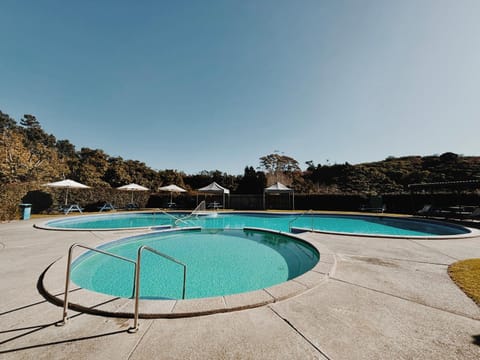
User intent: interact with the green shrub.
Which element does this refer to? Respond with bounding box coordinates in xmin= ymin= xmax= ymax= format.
xmin=0 ymin=183 xmax=33 ymax=221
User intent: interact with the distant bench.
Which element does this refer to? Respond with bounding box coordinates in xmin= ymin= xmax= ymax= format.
xmin=61 ymin=204 xmax=84 ymax=215
xmin=98 ymin=203 xmax=116 ymax=212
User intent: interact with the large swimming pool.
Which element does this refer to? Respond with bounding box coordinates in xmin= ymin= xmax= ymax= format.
xmin=40 ymin=212 xmax=470 ymax=237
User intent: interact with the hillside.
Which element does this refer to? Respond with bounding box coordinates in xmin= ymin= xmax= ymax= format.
xmin=2 ymin=110 xmax=480 ymax=195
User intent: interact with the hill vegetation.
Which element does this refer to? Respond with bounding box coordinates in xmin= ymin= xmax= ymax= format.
xmin=1 ymin=109 xmax=480 ymax=218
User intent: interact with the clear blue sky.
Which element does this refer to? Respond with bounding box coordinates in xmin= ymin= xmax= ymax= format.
xmin=1 ymin=0 xmax=479 ymax=174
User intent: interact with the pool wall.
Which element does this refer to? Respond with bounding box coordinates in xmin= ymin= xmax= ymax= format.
xmin=292 ymin=215 xmax=480 ymax=240
xmin=34 ymin=211 xmax=177 ymax=231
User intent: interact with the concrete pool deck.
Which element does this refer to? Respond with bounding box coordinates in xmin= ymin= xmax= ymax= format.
xmin=1 ymin=217 xmax=479 ymax=359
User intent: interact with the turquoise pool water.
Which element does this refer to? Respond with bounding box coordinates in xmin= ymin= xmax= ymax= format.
xmin=71 ymin=229 xmax=319 ymax=299
xmin=45 ymin=212 xmax=469 ymax=236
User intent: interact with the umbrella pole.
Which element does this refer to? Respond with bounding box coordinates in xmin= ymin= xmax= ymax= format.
xmin=65 ymin=188 xmax=69 ymax=206
xmin=170 ymin=192 xmax=173 ymax=203
xmin=131 ymin=191 xmax=134 ymax=204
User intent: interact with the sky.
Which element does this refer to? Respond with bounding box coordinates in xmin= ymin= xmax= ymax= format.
xmin=1 ymin=0 xmax=480 ymax=174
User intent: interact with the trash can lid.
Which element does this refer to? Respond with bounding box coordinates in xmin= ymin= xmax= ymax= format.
xmin=19 ymin=203 xmax=32 ymax=206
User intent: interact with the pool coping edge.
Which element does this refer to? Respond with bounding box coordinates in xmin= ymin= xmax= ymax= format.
xmin=41 ymin=228 xmax=335 ymax=319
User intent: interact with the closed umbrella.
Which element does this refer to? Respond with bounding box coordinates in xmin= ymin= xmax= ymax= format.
xmin=117 ymin=183 xmax=149 ymax=204
xmin=43 ymin=179 xmax=90 ymax=206
xmin=158 ymin=184 xmax=187 ymax=204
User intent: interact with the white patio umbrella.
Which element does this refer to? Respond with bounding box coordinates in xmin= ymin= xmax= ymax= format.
xmin=158 ymin=184 xmax=187 ymax=204
xmin=43 ymin=179 xmax=91 ymax=206
xmin=117 ymin=183 xmax=149 ymax=203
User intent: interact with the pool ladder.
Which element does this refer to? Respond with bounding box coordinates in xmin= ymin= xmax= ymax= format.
xmin=161 ymin=211 xmax=191 ymax=227
xmin=288 ymin=209 xmax=313 ymax=232
xmin=60 ymin=243 xmax=187 ymax=333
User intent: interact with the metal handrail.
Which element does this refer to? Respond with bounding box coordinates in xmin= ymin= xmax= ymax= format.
xmin=161 ymin=211 xmax=181 ymax=221
xmin=60 ymin=243 xmax=136 ymax=326
xmin=130 ymin=246 xmax=187 ymax=333
xmin=175 ymin=200 xmax=206 ymax=225
xmin=161 ymin=211 xmax=190 ymax=226
xmin=288 ymin=209 xmax=313 ymax=232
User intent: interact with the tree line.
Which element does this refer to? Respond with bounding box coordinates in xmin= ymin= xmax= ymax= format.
xmin=2 ymin=110 xmax=480 ymax=195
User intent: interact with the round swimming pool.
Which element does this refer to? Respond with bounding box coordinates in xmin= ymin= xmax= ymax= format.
xmin=38 ymin=212 xmax=471 ymax=237
xmin=70 ymin=228 xmax=319 ymax=299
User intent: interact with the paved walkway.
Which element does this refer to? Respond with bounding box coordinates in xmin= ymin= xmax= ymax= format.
xmin=1 ymin=218 xmax=479 ymax=359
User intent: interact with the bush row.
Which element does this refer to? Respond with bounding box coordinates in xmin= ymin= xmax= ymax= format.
xmin=2 ymin=183 xmax=479 ymax=221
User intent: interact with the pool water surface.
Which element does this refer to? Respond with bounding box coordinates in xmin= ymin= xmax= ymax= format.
xmin=71 ymin=228 xmax=319 ymax=299
xmin=42 ymin=212 xmax=470 ymax=237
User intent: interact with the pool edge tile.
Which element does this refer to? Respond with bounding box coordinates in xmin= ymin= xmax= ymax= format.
xmin=264 ymin=280 xmax=308 ymax=302
xmin=292 ymin=271 xmax=328 ymax=288
xmin=223 ymin=289 xmax=275 ymax=310
xmin=171 ymin=297 xmax=226 ymax=316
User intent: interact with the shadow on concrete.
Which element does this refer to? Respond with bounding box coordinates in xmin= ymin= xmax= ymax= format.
xmin=0 ymin=265 xmax=131 ymax=354
xmin=0 ymin=298 xmax=53 ymax=317
xmin=37 ymin=262 xmax=127 ymax=319
xmin=473 ymin=335 xmax=480 ymax=346
xmin=0 ymin=327 xmax=128 ymax=354
xmin=0 ymin=300 xmax=89 ymax=348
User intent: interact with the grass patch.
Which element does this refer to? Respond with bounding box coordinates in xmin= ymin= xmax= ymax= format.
xmin=448 ymin=259 xmax=480 ymax=306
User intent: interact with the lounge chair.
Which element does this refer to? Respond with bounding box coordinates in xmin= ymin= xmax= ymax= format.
xmin=360 ymin=196 xmax=386 ymax=213
xmin=467 ymin=207 xmax=480 ymax=220
xmin=417 ymin=204 xmax=434 ymax=216
xmin=125 ymin=203 xmax=139 ymax=210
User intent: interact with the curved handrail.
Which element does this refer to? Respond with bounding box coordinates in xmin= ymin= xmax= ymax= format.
xmin=161 ymin=211 xmax=190 ymax=226
xmin=288 ymin=209 xmax=313 ymax=232
xmin=130 ymin=246 xmax=187 ymax=333
xmin=60 ymin=243 xmax=187 ymax=333
xmin=175 ymin=201 xmax=207 ymax=225
xmin=60 ymin=243 xmax=136 ymax=326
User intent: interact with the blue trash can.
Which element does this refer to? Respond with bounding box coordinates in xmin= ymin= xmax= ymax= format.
xmin=19 ymin=203 xmax=32 ymax=220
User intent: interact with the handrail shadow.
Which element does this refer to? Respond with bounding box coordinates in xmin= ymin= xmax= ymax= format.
xmin=0 ymin=328 xmax=128 ymax=354
xmin=473 ymin=334 xmax=480 ymax=346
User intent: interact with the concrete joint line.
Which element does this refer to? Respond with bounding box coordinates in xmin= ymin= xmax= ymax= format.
xmin=268 ymin=306 xmax=332 ymax=360
xmin=331 ymin=278 xmax=480 ymax=322
xmin=127 ymin=319 xmax=155 ymax=360
xmin=409 ymin=239 xmax=459 ymax=262
xmin=263 ymin=288 xmax=276 ymax=301
xmin=89 ymin=231 xmax=105 ymax=241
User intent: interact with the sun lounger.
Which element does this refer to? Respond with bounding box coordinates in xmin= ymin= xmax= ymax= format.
xmin=417 ymin=204 xmax=435 ymax=216
xmin=360 ymin=196 xmax=385 ymax=213
xmin=466 ymin=207 xmax=480 ymax=220
xmin=125 ymin=203 xmax=139 ymax=210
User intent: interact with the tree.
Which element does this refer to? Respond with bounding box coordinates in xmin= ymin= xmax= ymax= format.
xmin=77 ymin=148 xmax=110 ymax=186
xmin=236 ymin=166 xmax=266 ymax=194
xmin=103 ymin=157 xmax=132 ymax=187
xmin=56 ymin=139 xmax=77 ymax=158
xmin=0 ymin=111 xmax=17 ymax=131
xmin=158 ymin=169 xmax=187 ymax=189
xmin=20 ymin=114 xmax=56 ymax=147
xmin=0 ymin=128 xmax=66 ymax=183
xmin=258 ymin=153 xmax=301 ymax=186
xmin=259 ymin=153 xmax=300 ymax=174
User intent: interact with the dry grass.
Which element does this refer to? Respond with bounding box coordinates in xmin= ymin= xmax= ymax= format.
xmin=448 ymin=259 xmax=480 ymax=306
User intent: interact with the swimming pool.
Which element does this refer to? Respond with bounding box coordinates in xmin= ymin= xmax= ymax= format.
xmin=39 ymin=212 xmax=471 ymax=237
xmin=70 ymin=228 xmax=319 ymax=299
